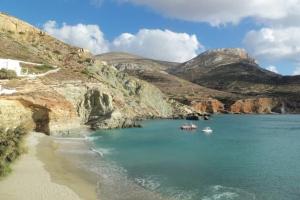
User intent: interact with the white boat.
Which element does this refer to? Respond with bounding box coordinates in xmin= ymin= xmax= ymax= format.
xmin=202 ymin=127 xmax=213 ymax=134
xmin=180 ymin=123 xmax=197 ymax=130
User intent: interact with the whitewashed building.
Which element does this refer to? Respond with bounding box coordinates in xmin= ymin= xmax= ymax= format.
xmin=0 ymin=59 xmax=22 ymax=76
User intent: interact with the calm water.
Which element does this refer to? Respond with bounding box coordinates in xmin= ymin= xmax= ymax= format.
xmin=89 ymin=115 xmax=300 ymax=200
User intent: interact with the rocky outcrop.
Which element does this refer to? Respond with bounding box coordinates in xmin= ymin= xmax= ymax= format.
xmin=48 ymin=62 xmax=174 ymax=131
xmin=0 ymin=60 xmax=178 ymax=135
xmin=171 ymin=48 xmax=256 ymax=75
xmin=0 ymin=99 xmax=33 ymax=129
xmin=191 ymin=99 xmax=224 ymax=114
xmin=0 ymin=91 xmax=81 ymax=135
xmin=83 ymin=61 xmax=173 ymax=117
xmin=0 ymin=12 xmax=39 ymax=34
xmin=229 ymin=98 xmax=282 ymax=114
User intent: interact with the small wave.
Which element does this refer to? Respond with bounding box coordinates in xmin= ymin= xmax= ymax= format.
xmin=85 ymin=135 xmax=102 ymax=141
xmin=202 ymin=192 xmax=238 ymax=200
xmin=201 ymin=185 xmax=256 ymax=200
xmin=90 ymin=148 xmax=104 ymax=157
xmin=134 ymin=175 xmax=162 ymax=191
xmin=90 ymin=147 xmax=113 ymax=157
xmin=87 ymin=161 xmax=167 ymax=200
xmin=54 ymin=137 xmax=86 ymax=141
xmin=58 ymin=149 xmax=94 ymax=155
xmin=164 ymin=187 xmax=199 ymax=200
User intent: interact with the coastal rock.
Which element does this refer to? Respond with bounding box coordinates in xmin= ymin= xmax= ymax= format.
xmin=168 ymin=99 xmax=194 ymax=118
xmin=229 ymin=98 xmax=281 ymax=114
xmin=186 ymin=114 xmax=200 ymax=120
xmin=84 ymin=62 xmax=173 ymax=118
xmin=51 ymin=62 xmax=174 ymax=131
xmin=0 ymin=90 xmax=81 ymax=135
xmin=0 ymin=99 xmax=33 ymax=129
xmin=191 ymin=99 xmax=224 ymax=114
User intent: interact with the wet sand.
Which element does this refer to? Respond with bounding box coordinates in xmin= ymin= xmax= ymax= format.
xmin=0 ymin=132 xmax=98 ymax=200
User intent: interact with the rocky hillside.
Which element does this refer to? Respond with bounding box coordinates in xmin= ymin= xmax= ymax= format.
xmin=170 ymin=48 xmax=300 ymax=95
xmin=1 ymin=12 xmax=299 ymax=134
xmin=168 ymin=48 xmax=300 ymax=113
xmin=97 ymin=52 xmax=178 ymax=72
xmin=97 ymin=52 xmax=236 ymax=113
xmin=98 ymin=50 xmax=300 ymax=114
xmin=0 ymin=13 xmax=189 ymax=136
xmin=170 ymin=48 xmax=279 ymax=92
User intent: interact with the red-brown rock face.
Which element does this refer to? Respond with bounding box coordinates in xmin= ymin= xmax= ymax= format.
xmin=191 ymin=99 xmax=224 ymax=113
xmin=230 ymin=98 xmax=281 ymax=114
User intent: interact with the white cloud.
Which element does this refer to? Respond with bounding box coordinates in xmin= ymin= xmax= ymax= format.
xmin=293 ymin=67 xmax=300 ymax=75
xmin=244 ymin=27 xmax=300 ymax=62
xmin=43 ymin=20 xmax=109 ymax=54
xmin=120 ymin=0 xmax=300 ymax=26
xmin=111 ymin=29 xmax=202 ymax=62
xmin=44 ymin=21 xmax=202 ymax=62
xmin=116 ymin=0 xmax=300 ymax=73
xmin=266 ymin=65 xmax=279 ymax=74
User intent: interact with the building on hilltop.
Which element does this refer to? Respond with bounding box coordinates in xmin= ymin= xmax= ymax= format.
xmin=0 ymin=58 xmax=22 ymax=76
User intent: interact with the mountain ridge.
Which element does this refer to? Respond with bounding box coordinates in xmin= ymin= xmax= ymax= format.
xmin=97 ymin=49 xmax=300 ymax=113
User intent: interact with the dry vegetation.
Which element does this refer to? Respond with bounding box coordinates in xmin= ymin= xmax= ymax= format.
xmin=20 ymin=63 xmax=56 ymax=74
xmin=0 ymin=69 xmax=17 ymax=79
xmin=0 ymin=126 xmax=28 ymax=177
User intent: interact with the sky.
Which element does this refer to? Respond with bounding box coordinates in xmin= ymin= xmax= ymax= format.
xmin=1 ymin=0 xmax=300 ymax=75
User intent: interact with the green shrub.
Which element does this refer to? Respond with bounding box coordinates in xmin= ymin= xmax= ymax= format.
xmin=85 ymin=58 xmax=92 ymax=63
xmin=0 ymin=69 xmax=17 ymax=79
xmin=21 ymin=63 xmax=56 ymax=74
xmin=0 ymin=126 xmax=28 ymax=177
xmin=0 ymin=162 xmax=12 ymax=177
xmin=53 ymin=50 xmax=61 ymax=55
xmin=7 ymin=30 xmax=14 ymax=34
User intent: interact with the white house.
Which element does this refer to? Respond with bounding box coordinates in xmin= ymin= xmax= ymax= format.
xmin=0 ymin=58 xmax=59 ymax=78
xmin=0 ymin=59 xmax=22 ymax=76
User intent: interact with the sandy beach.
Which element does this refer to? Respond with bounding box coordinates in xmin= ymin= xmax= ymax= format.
xmin=0 ymin=132 xmax=97 ymax=200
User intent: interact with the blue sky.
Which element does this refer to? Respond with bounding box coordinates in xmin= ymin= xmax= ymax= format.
xmin=1 ymin=0 xmax=300 ymax=75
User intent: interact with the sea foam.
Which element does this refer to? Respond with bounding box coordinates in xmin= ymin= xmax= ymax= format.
xmin=201 ymin=185 xmax=256 ymax=200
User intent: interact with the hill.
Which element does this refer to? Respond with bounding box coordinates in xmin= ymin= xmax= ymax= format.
xmin=0 ymin=12 xmax=188 ymax=135
xmin=168 ymin=48 xmax=300 ymax=113
xmin=97 ymin=52 xmax=238 ymax=113
xmin=98 ymin=50 xmax=300 ymax=114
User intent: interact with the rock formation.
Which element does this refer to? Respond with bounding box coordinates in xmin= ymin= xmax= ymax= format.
xmin=191 ymin=99 xmax=224 ymax=114
xmin=229 ymin=98 xmax=281 ymax=114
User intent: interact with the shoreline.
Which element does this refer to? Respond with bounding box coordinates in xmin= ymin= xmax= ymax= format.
xmin=0 ymin=132 xmax=98 ymax=200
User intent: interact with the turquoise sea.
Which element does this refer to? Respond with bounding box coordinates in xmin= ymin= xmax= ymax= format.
xmin=88 ymin=115 xmax=300 ymax=200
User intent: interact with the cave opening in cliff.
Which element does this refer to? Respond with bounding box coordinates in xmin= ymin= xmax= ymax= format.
xmin=18 ymin=100 xmax=51 ymax=135
xmin=31 ymin=107 xmax=50 ymax=135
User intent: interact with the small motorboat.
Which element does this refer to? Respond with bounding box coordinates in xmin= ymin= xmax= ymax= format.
xmin=180 ymin=123 xmax=198 ymax=130
xmin=202 ymin=127 xmax=213 ymax=134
